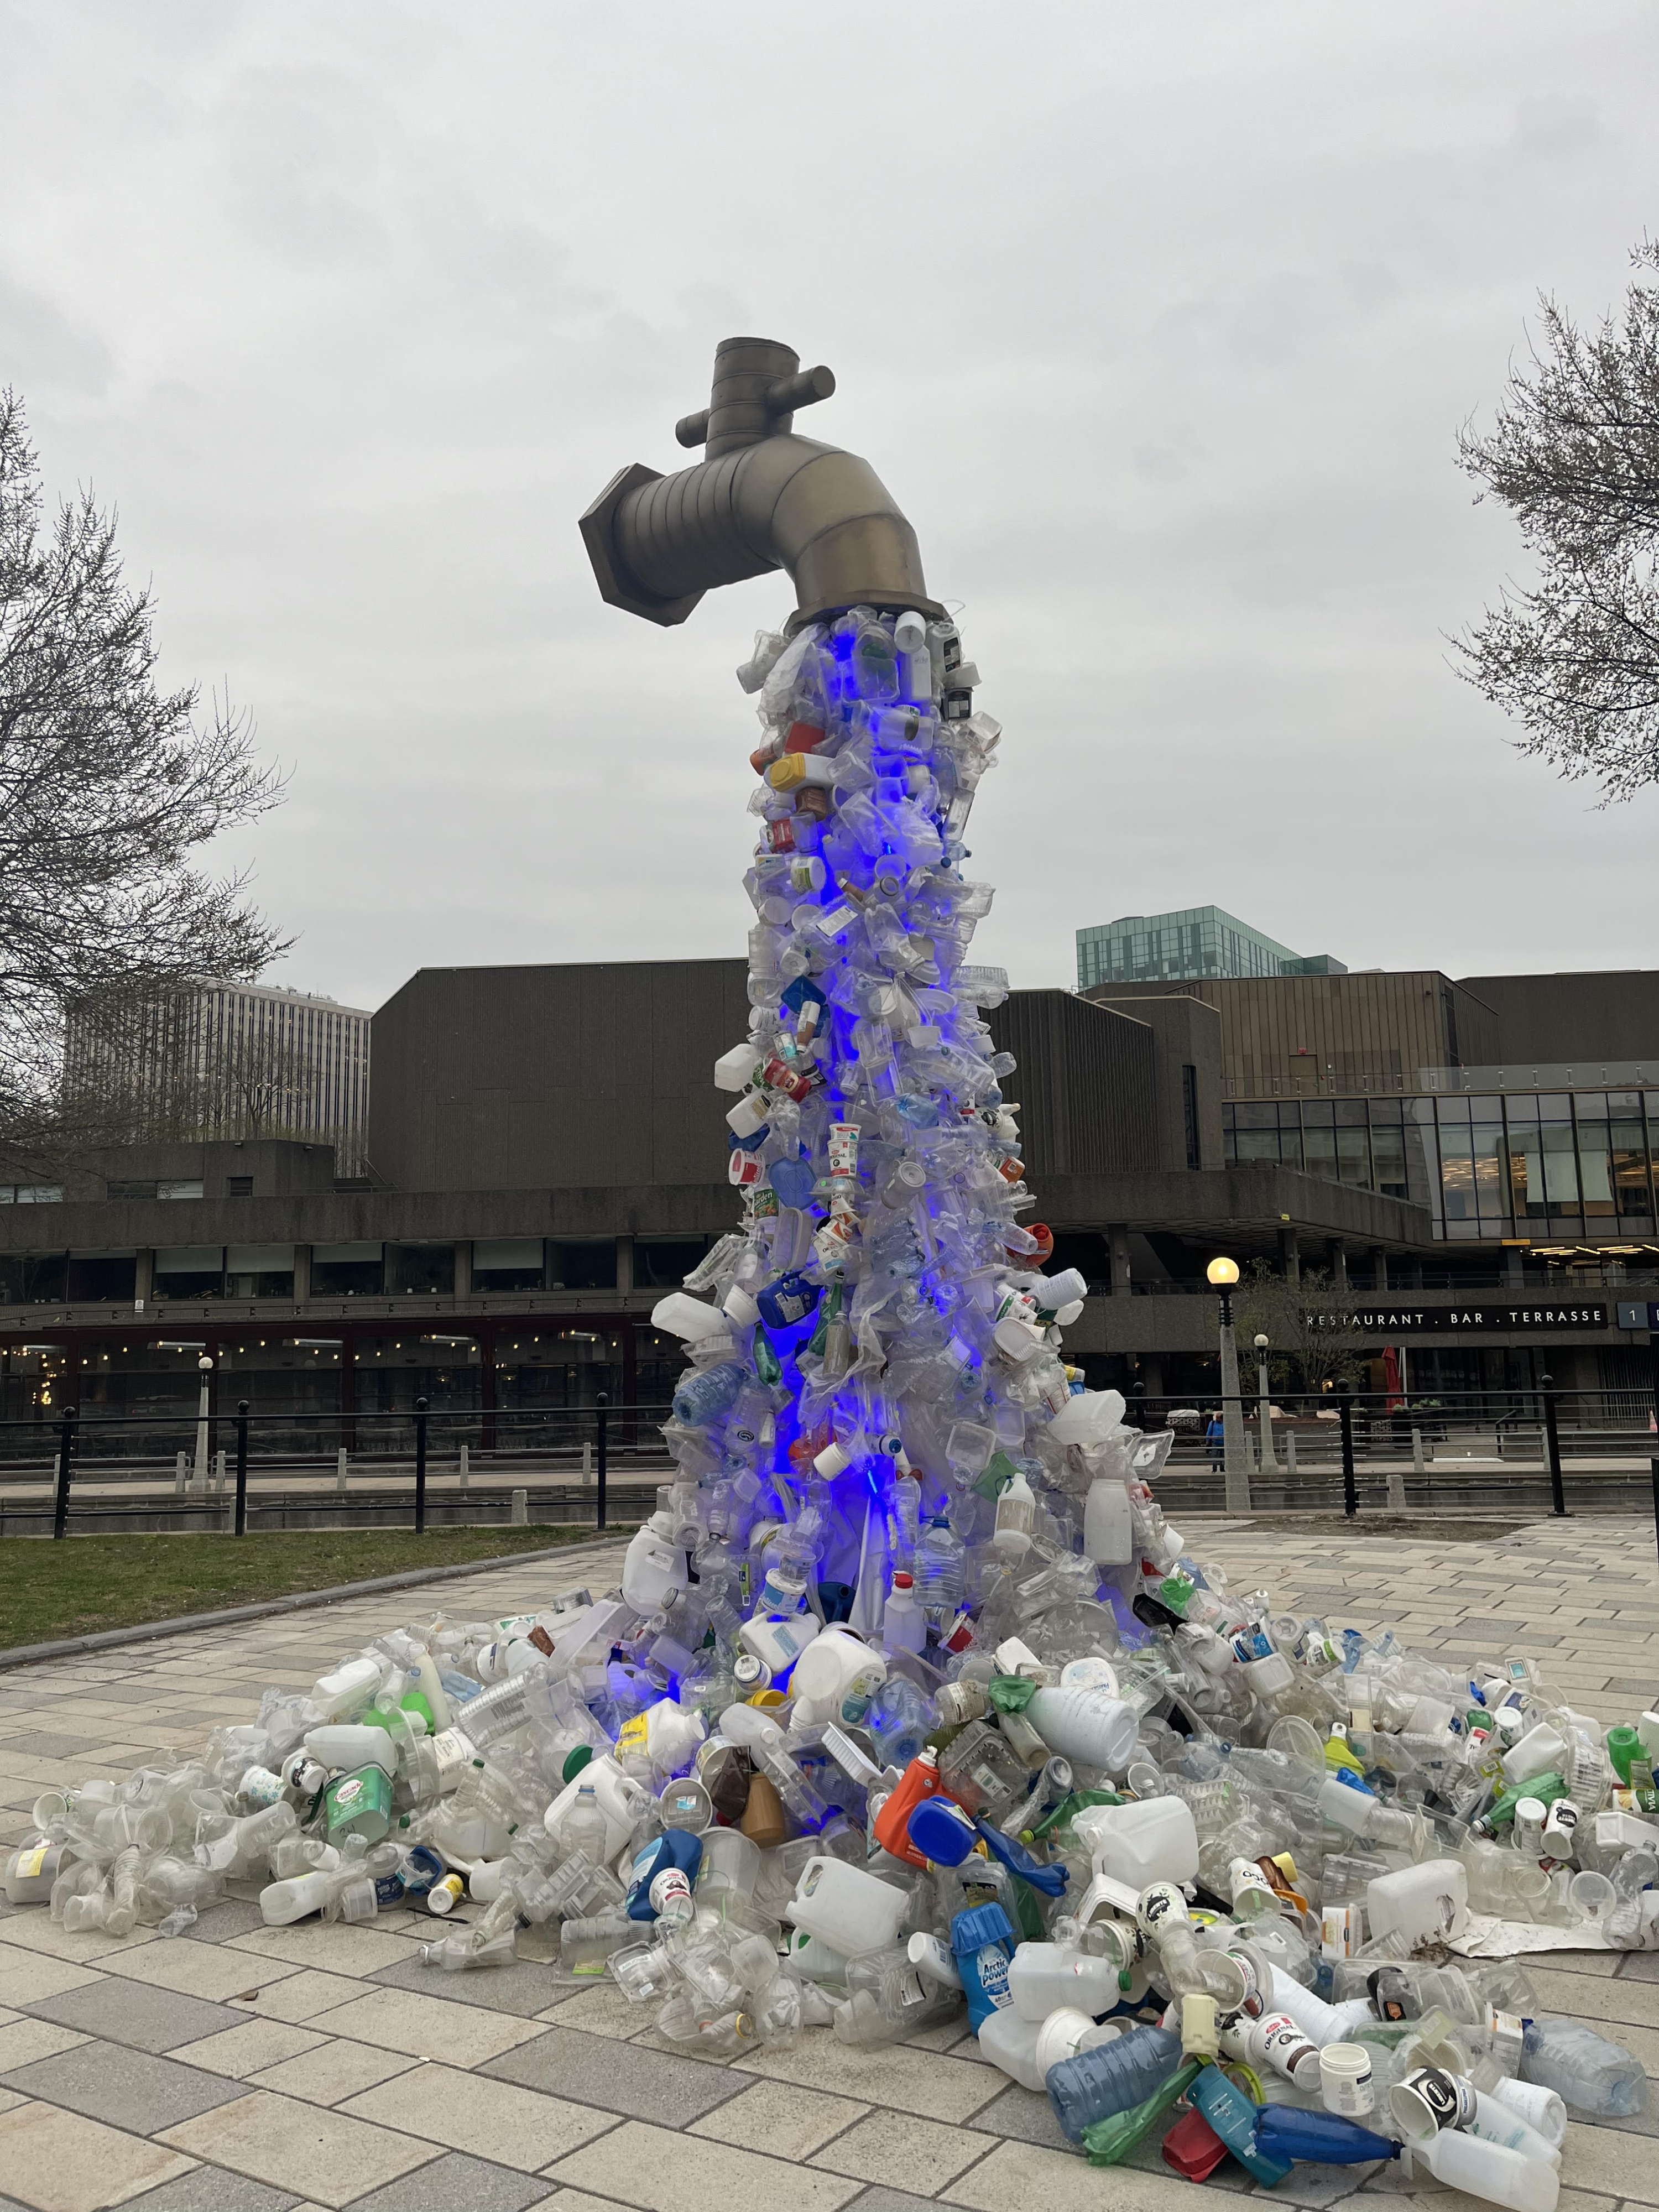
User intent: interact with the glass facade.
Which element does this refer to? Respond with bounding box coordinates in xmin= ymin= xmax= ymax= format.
xmin=1076 ymin=905 xmax=1345 ymax=989
xmin=1223 ymin=1089 xmax=1659 ymax=1242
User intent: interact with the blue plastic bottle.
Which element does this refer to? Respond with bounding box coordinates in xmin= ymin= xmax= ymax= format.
xmin=951 ymin=1903 xmax=1015 ymax=2032
xmin=1046 ymin=2024 xmax=1185 ymax=2143
xmin=624 ymin=1829 xmax=702 ymax=1923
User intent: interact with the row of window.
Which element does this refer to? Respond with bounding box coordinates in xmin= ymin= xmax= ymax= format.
xmin=0 ymin=1237 xmax=714 ymax=1307
xmin=1222 ymin=1091 xmax=1659 ymax=1233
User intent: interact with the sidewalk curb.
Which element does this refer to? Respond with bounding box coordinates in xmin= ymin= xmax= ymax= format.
xmin=0 ymin=1528 xmax=639 ymax=1672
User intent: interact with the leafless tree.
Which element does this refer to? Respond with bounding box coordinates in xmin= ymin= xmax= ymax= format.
xmin=1233 ymin=1260 xmax=1364 ymax=1395
xmin=0 ymin=390 xmax=288 ymax=1166
xmin=1455 ymin=241 xmax=1659 ymax=802
xmin=211 ymin=1013 xmax=322 ymax=1141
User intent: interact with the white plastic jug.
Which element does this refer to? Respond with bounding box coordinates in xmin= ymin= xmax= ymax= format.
xmin=1083 ymin=1479 xmax=1133 ymax=1564
xmin=544 ymin=1755 xmax=646 ymax=1864
xmin=1007 ymin=1941 xmax=1125 ymax=2022
xmin=1026 ymin=1685 xmax=1139 ymax=1771
xmin=622 ymin=1527 xmax=687 ymax=1615
xmin=1366 ymin=1858 xmax=1469 ymax=1947
xmin=1072 ymin=1797 xmax=1199 ymax=1888
xmin=310 ymin=1656 xmax=382 ymax=1720
xmin=784 ymin=1858 xmax=908 ymax=1958
xmin=303 ymin=1725 xmax=396 ymax=1776
xmin=650 ymin=1292 xmax=728 ymax=1341
xmin=790 ymin=1626 xmax=886 ymax=1726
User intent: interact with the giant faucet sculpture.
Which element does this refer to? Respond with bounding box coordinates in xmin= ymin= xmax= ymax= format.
xmin=579 ymin=336 xmax=1160 ymax=1662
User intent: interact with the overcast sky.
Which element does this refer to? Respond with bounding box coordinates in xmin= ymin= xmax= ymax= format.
xmin=4 ymin=2 xmax=1657 ymax=1014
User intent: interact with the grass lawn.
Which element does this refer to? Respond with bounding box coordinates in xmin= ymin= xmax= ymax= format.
xmin=0 ymin=1525 xmax=625 ymax=1650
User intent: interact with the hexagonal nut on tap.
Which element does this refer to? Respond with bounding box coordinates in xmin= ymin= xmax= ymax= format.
xmin=578 ymin=462 xmax=705 ymax=628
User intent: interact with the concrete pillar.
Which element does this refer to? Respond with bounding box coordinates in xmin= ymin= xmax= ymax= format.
xmin=1372 ymin=1248 xmax=1389 ymax=1293
xmin=1504 ymin=1246 xmax=1525 ymax=1290
xmin=1108 ymin=1226 xmax=1132 ymax=1295
xmin=134 ymin=1250 xmax=154 ymax=1308
xmin=1278 ymin=1227 xmax=1300 ymax=1285
xmin=615 ymin=1236 xmax=635 ymax=1295
xmin=1326 ymin=1240 xmax=1348 ymax=1289
xmin=293 ymin=1244 xmax=312 ymax=1302
xmin=453 ymin=1240 xmax=472 ymax=1301
xmin=1140 ymin=1355 xmax=1164 ymax=1401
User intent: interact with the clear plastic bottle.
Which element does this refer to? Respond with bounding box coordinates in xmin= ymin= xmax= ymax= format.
xmin=915 ymin=1517 xmax=966 ymax=1614
xmin=1519 ymin=2015 xmax=1646 ymax=2117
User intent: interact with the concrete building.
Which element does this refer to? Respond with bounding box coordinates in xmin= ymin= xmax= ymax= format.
xmin=1 ymin=957 xmax=1654 ymax=1442
xmin=65 ymin=982 xmax=372 ymax=1177
xmin=1076 ymin=905 xmax=1347 ymax=991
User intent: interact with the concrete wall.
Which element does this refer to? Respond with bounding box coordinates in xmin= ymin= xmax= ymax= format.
xmin=369 ymin=959 xmax=753 ymax=1194
xmin=1083 ymin=994 xmax=1224 ymax=1171
xmin=1457 ymin=971 xmax=1659 ymax=1066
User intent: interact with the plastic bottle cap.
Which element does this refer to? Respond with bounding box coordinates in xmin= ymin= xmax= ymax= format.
xmin=893 ymin=1573 xmax=915 ymax=1590
xmin=561 ymin=1745 xmax=594 ymax=1784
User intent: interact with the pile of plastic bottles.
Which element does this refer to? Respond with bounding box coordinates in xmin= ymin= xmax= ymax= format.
xmin=6 ymin=606 xmax=1656 ymax=2208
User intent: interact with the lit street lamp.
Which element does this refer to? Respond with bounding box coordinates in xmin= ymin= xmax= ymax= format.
xmin=1206 ymin=1256 xmax=1249 ymax=1510
xmin=193 ymin=1355 xmax=213 ymax=1491
xmin=1254 ymin=1332 xmax=1277 ymax=1473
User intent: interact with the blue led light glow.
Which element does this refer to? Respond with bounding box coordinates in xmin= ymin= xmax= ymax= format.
xmin=651 ymin=606 xmax=1098 ymax=1642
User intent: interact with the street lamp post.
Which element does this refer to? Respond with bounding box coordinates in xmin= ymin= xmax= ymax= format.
xmin=1254 ymin=1332 xmax=1277 ymax=1473
xmin=193 ymin=1355 xmax=213 ymax=1493
xmin=1207 ymin=1257 xmax=1249 ymax=1511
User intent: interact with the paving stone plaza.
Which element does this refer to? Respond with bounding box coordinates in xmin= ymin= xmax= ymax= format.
xmin=0 ymin=1515 xmax=1651 ymax=2212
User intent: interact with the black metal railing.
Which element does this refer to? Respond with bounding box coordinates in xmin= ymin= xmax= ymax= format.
xmin=1123 ymin=1379 xmax=1659 ymax=1526
xmin=3 ymin=1394 xmax=672 ymax=1537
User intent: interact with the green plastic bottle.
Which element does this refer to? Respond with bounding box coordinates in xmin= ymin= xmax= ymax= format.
xmin=1607 ymin=1725 xmax=1642 ymax=1783
xmin=1473 ymin=1769 xmax=1567 ymax=1837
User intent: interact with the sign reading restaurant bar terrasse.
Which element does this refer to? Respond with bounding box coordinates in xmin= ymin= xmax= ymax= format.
xmin=1301 ymin=1303 xmax=1610 ymax=1334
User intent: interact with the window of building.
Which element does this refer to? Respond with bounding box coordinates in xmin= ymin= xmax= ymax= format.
xmin=66 ymin=1253 xmax=137 ymax=1301
xmin=311 ymin=1241 xmax=384 ymax=1296
xmin=472 ymin=1238 xmax=545 ymax=1292
xmin=0 ymin=1254 xmax=66 ymax=1303
xmin=633 ymin=1239 xmax=708 ymax=1290
xmin=226 ymin=1244 xmax=295 ymax=1297
xmin=156 ymin=1180 xmax=204 ymax=1201
xmin=107 ymin=1180 xmax=158 ymax=1201
xmin=386 ymin=1244 xmax=455 ymax=1296
xmin=155 ymin=1245 xmax=225 ymax=1299
xmin=1181 ymin=1065 xmax=1201 ymax=1169
xmin=226 ymin=1176 xmax=254 ymax=1197
xmin=548 ymin=1241 xmax=618 ymax=1290
xmin=8 ymin=1187 xmax=63 ymax=1204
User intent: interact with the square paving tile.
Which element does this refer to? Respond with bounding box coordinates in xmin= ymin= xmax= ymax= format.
xmin=811 ymin=2110 xmax=992 ymax=2192
xmin=247 ymin=2040 xmax=420 ymax=2106
xmin=341 ymin=2062 xmax=617 ymax=2172
xmin=367 ymin=1954 xmax=568 ymax=2018
xmin=305 ymin=1986 xmax=548 ymax=2068
xmin=331 ymin=2149 xmax=554 ymax=2212
xmin=0 ymin=2097 xmax=197 ymax=2212
xmin=169 ymin=2020 xmax=327 ymax=2081
xmin=228 ymin=1927 xmax=422 ymax=1981
xmin=101 ymin=2168 xmax=302 ymax=2211
xmin=0 ymin=1952 xmax=103 ymax=2011
xmin=0 ymin=2041 xmax=247 ymax=2136
xmin=106 ymin=1944 xmax=301 ymax=2006
xmin=0 ymin=2023 xmax=88 ymax=2075
xmin=686 ymin=2079 xmax=870 ymax=2161
xmin=545 ymin=2118 xmax=864 ymax=2212
xmin=227 ymin=1973 xmax=373 ymax=2023
xmin=732 ymin=2038 xmax=1004 ymax=2125
xmin=481 ymin=2025 xmax=747 ymax=2126
xmin=158 ymin=2088 xmax=439 ymax=2210
xmin=23 ymin=1979 xmax=244 ymax=2055
xmin=943 ymin=2130 xmax=1227 ymax=2211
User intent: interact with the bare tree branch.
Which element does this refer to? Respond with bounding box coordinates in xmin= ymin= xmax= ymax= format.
xmin=1455 ymin=241 xmax=1659 ymax=802
xmin=0 ymin=391 xmax=290 ymax=1162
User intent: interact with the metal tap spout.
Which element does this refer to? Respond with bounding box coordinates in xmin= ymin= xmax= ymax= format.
xmin=579 ymin=335 xmax=941 ymax=630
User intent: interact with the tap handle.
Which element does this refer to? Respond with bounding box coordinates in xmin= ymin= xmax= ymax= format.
xmin=674 ymin=364 xmax=835 ymax=450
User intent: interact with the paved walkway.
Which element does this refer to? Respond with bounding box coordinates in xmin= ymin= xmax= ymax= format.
xmin=0 ymin=1517 xmax=1650 ymax=2211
